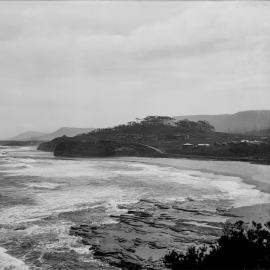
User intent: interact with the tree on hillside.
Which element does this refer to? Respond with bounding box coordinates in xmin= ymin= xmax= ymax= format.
xmin=141 ymin=116 xmax=175 ymax=126
xmin=175 ymin=120 xmax=214 ymax=132
xmin=197 ymin=120 xmax=215 ymax=132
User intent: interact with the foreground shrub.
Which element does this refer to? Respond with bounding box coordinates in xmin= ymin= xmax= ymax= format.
xmin=164 ymin=221 xmax=270 ymax=270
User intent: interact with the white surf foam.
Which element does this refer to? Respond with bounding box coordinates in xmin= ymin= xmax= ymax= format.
xmin=2 ymin=147 xmax=270 ymax=223
xmin=25 ymin=182 xmax=62 ymax=189
xmin=4 ymin=154 xmax=270 ymax=209
xmin=0 ymin=247 xmax=28 ymax=270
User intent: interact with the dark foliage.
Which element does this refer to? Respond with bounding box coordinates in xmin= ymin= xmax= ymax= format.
xmin=91 ymin=116 xmax=215 ymax=140
xmin=228 ymin=143 xmax=270 ymax=159
xmin=164 ymin=221 xmax=270 ymax=270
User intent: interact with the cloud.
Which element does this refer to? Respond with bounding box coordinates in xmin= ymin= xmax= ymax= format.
xmin=0 ymin=2 xmax=269 ymax=138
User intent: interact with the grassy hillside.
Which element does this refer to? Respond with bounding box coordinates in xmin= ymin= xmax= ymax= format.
xmin=37 ymin=116 xmax=270 ymax=160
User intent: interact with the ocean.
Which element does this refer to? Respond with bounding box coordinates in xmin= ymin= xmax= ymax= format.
xmin=0 ymin=146 xmax=270 ymax=269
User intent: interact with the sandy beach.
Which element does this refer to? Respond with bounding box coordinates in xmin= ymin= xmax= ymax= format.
xmin=116 ymin=157 xmax=270 ymax=224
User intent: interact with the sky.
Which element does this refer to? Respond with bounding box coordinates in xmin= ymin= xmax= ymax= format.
xmin=0 ymin=1 xmax=270 ymax=138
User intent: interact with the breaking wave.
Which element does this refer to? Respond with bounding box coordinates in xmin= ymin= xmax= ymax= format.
xmin=0 ymin=146 xmax=270 ymax=269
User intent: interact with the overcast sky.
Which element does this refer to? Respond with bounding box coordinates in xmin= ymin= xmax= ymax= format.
xmin=0 ymin=2 xmax=270 ymax=138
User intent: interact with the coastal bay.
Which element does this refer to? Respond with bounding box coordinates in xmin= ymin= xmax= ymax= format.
xmin=1 ymin=146 xmax=269 ymax=269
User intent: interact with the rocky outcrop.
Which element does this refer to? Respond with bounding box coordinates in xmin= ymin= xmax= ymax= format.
xmin=37 ymin=136 xmax=71 ymax=152
xmin=38 ymin=137 xmax=166 ymax=158
xmin=54 ymin=140 xmax=115 ymax=157
xmin=70 ymin=199 xmax=233 ymax=270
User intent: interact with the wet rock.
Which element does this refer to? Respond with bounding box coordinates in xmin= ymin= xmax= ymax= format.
xmin=70 ymin=199 xmax=233 ymax=270
xmin=14 ymin=225 xmax=26 ymax=231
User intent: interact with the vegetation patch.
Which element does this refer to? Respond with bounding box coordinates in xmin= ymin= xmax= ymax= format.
xmin=164 ymin=221 xmax=270 ymax=270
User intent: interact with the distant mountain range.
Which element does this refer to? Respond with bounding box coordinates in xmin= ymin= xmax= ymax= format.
xmin=9 ymin=127 xmax=95 ymax=141
xmin=10 ymin=131 xmax=47 ymax=141
xmin=175 ymin=110 xmax=270 ymax=134
xmin=9 ymin=110 xmax=270 ymax=141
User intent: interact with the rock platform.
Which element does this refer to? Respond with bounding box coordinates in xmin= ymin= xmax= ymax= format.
xmin=70 ymin=198 xmax=234 ymax=269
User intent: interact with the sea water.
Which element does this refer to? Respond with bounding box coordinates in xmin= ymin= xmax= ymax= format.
xmin=0 ymin=146 xmax=270 ymax=269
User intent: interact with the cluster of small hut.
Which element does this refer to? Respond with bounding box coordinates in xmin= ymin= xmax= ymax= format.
xmin=182 ymin=143 xmax=210 ymax=149
xmin=182 ymin=139 xmax=265 ymax=149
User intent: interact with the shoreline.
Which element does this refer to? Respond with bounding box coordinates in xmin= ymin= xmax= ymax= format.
xmin=114 ymin=156 xmax=270 ymax=194
xmin=229 ymin=203 xmax=270 ymax=224
xmin=165 ymin=152 xmax=270 ymax=166
xmin=72 ymin=156 xmax=270 ymax=268
xmin=114 ymin=156 xmax=270 ymax=224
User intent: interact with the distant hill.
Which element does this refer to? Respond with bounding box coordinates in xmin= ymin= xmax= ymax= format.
xmin=37 ymin=116 xmax=225 ymax=157
xmin=36 ymin=127 xmax=95 ymax=141
xmin=9 ymin=127 xmax=95 ymax=141
xmin=175 ymin=110 xmax=270 ymax=134
xmin=37 ymin=116 xmax=270 ymax=161
xmin=9 ymin=131 xmax=47 ymax=141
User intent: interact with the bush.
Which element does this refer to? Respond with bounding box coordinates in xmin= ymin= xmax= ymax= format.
xmin=164 ymin=221 xmax=270 ymax=270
